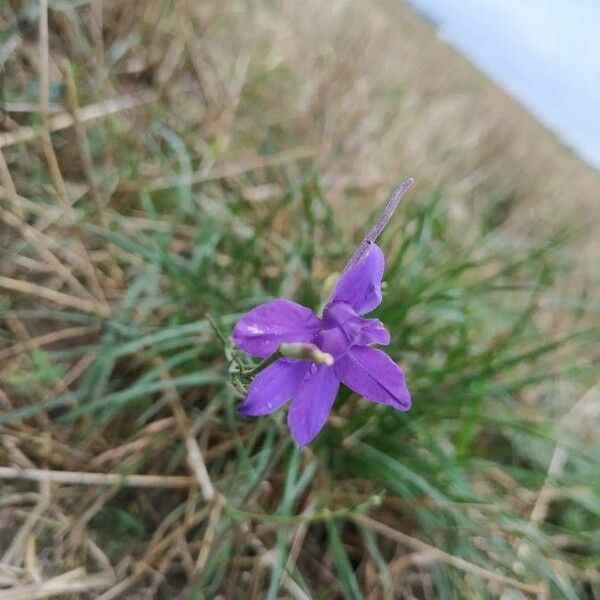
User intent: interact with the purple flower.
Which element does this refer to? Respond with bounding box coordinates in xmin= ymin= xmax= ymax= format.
xmin=232 ymin=180 xmax=414 ymax=446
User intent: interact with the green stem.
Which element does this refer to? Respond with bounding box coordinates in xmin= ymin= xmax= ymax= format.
xmin=243 ymin=350 xmax=281 ymax=377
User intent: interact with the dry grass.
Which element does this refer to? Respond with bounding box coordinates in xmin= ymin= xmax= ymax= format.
xmin=1 ymin=0 xmax=598 ymax=598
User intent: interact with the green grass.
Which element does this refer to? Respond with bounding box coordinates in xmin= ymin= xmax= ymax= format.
xmin=3 ymin=171 xmax=598 ymax=597
xmin=1 ymin=1 xmax=598 ymax=598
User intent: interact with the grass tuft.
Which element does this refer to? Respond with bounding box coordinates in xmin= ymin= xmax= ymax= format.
xmin=1 ymin=1 xmax=598 ymax=598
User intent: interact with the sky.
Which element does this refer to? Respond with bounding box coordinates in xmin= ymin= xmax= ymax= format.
xmin=405 ymin=0 xmax=600 ymax=171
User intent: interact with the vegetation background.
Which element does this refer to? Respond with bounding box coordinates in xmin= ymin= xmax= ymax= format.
xmin=0 ymin=1 xmax=598 ymax=598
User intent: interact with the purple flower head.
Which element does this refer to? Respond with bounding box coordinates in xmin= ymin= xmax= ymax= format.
xmin=232 ymin=180 xmax=414 ymax=446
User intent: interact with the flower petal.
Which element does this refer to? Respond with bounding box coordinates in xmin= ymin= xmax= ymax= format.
xmin=315 ymin=326 xmax=350 ymax=360
xmin=321 ymin=301 xmax=390 ymax=354
xmin=334 ymin=346 xmax=411 ymax=410
xmin=232 ymin=299 xmax=321 ymax=358
xmin=329 ymin=243 xmax=385 ymax=314
xmin=355 ymin=318 xmax=390 ymax=346
xmin=239 ymin=359 xmax=309 ymax=416
xmin=287 ymin=365 xmax=340 ymax=446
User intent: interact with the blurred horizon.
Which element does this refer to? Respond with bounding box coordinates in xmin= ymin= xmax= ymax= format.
xmin=405 ymin=0 xmax=600 ymax=171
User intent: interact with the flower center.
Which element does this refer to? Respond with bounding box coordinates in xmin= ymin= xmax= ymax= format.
xmin=315 ymin=301 xmax=387 ymax=361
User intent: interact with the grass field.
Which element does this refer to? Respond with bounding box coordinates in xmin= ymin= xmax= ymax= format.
xmin=1 ymin=1 xmax=599 ymax=598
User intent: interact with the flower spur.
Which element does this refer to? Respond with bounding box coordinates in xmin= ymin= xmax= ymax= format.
xmin=232 ymin=179 xmax=414 ymax=446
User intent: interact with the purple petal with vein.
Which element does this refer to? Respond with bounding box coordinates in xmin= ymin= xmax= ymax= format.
xmin=327 ymin=180 xmax=413 ymax=315
xmin=328 ymin=243 xmax=385 ymax=315
xmin=322 ymin=302 xmax=390 ymax=347
xmin=239 ymin=359 xmax=309 ymax=416
xmin=355 ymin=318 xmax=390 ymax=346
xmin=232 ymin=299 xmax=320 ymax=358
xmin=334 ymin=346 xmax=411 ymax=410
xmin=287 ymin=365 xmax=340 ymax=446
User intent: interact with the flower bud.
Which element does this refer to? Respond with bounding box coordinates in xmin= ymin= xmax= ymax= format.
xmin=278 ymin=342 xmax=334 ymax=366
